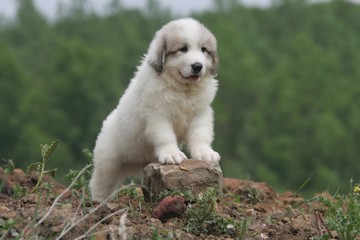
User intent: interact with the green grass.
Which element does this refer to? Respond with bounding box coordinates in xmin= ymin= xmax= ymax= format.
xmin=310 ymin=179 xmax=360 ymax=240
xmin=27 ymin=139 xmax=59 ymax=192
xmin=183 ymin=187 xmax=246 ymax=237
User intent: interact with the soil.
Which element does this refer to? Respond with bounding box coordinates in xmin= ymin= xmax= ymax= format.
xmin=0 ymin=167 xmax=339 ymax=240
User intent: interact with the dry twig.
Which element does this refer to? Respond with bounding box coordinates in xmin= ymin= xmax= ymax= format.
xmin=315 ymin=211 xmax=334 ymax=238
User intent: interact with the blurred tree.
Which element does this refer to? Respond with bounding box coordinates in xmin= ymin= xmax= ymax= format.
xmin=0 ymin=0 xmax=359 ymax=192
xmin=0 ymin=43 xmax=27 ymax=159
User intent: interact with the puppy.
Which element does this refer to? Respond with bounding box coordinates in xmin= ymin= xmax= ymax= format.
xmin=89 ymin=18 xmax=220 ymax=201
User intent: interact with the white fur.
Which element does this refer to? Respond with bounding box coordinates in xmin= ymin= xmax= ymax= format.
xmin=89 ymin=18 xmax=220 ymax=201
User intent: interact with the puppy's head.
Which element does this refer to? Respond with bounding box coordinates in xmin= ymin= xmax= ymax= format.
xmin=147 ymin=18 xmax=219 ymax=83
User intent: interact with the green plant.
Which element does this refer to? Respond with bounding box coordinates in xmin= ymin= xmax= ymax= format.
xmin=238 ymin=219 xmax=249 ymax=240
xmin=0 ymin=219 xmax=20 ymax=240
xmin=66 ymin=166 xmax=92 ymax=191
xmin=227 ymin=187 xmax=261 ymax=205
xmin=151 ymin=228 xmax=161 ymax=240
xmin=12 ymin=184 xmax=27 ymax=198
xmin=22 ymin=164 xmax=95 ymax=238
xmin=1 ymin=159 xmax=15 ymax=173
xmin=183 ymin=187 xmax=243 ymax=237
xmin=296 ymin=172 xmax=314 ymax=195
xmin=66 ymin=148 xmax=93 ymax=190
xmin=150 ymin=227 xmax=174 ymax=240
xmin=119 ymin=179 xmax=138 ymax=198
xmin=82 ymin=148 xmax=93 ymax=161
xmin=313 ymin=179 xmax=360 ymax=240
xmin=65 ymin=149 xmax=93 ymax=204
xmin=0 ymin=159 xmax=16 ymax=193
xmin=27 ymin=140 xmax=59 ymax=193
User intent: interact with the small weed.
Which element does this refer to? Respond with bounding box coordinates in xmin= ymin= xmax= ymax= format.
xmin=119 ymin=179 xmax=139 ymax=198
xmin=0 ymin=159 xmax=16 ymax=193
xmin=27 ymin=140 xmax=59 ymax=193
xmin=66 ymin=165 xmax=92 ymax=191
xmin=151 ymin=228 xmax=161 ymax=240
xmin=12 ymin=184 xmax=27 ymax=198
xmin=1 ymin=159 xmax=15 ymax=173
xmin=230 ymin=188 xmax=261 ymax=205
xmin=296 ymin=172 xmax=313 ymax=195
xmin=233 ymin=194 xmax=242 ymax=204
xmin=66 ymin=149 xmax=93 ymax=190
xmin=238 ymin=219 xmax=249 ymax=240
xmin=311 ymin=179 xmax=360 ymax=240
xmin=82 ymin=148 xmax=93 ymax=161
xmin=150 ymin=227 xmax=174 ymax=240
xmin=183 ymin=187 xmax=243 ymax=237
xmin=0 ymin=219 xmax=19 ymax=240
xmin=65 ymin=148 xmax=93 ymax=203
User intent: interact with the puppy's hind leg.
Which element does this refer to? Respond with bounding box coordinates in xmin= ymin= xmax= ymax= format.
xmin=89 ymin=156 xmax=124 ymax=202
xmin=89 ymin=158 xmax=147 ymax=201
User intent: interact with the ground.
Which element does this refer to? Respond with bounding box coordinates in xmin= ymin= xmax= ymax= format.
xmin=0 ymin=167 xmax=346 ymax=240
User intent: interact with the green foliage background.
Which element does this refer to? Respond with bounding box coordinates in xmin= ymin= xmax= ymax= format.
xmin=1 ymin=0 xmax=359 ymax=195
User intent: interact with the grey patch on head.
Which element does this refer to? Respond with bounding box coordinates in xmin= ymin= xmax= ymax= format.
xmin=147 ymin=20 xmax=188 ymax=75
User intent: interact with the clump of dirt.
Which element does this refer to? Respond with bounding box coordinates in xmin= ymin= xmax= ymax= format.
xmin=0 ymin=168 xmax=337 ymax=239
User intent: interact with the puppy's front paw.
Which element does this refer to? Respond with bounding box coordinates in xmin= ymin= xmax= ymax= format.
xmin=191 ymin=146 xmax=221 ymax=162
xmin=158 ymin=150 xmax=187 ymax=165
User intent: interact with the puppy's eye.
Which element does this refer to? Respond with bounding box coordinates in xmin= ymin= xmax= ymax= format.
xmin=201 ymin=47 xmax=207 ymax=53
xmin=179 ymin=46 xmax=188 ymax=53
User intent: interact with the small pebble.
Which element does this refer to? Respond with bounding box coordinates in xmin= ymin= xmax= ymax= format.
xmin=226 ymin=223 xmax=237 ymax=238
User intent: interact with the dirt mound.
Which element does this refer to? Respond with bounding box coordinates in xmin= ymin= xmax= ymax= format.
xmin=0 ymin=168 xmax=339 ymax=239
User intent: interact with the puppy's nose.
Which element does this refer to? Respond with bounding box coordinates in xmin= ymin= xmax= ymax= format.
xmin=191 ymin=62 xmax=203 ymax=74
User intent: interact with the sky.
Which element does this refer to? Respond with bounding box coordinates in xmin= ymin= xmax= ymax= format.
xmin=0 ymin=0 xmax=360 ymax=20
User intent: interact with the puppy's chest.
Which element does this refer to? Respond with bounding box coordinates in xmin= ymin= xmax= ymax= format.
xmin=165 ymin=91 xmax=202 ymax=117
xmin=165 ymin=94 xmax=203 ymax=137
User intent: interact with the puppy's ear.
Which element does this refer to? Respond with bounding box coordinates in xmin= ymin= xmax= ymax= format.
xmin=202 ymin=27 xmax=219 ymax=76
xmin=147 ymin=37 xmax=166 ymax=75
xmin=210 ymin=50 xmax=219 ymax=76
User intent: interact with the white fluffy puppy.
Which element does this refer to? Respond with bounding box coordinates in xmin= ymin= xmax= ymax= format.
xmin=89 ymin=18 xmax=220 ymax=201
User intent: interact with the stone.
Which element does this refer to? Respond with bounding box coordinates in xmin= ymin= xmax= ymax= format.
xmin=226 ymin=224 xmax=237 ymax=238
xmin=106 ymin=202 xmax=119 ymax=211
xmin=142 ymin=159 xmax=223 ymax=202
xmin=0 ymin=206 xmax=17 ymax=219
xmin=152 ymin=195 xmax=186 ymax=222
